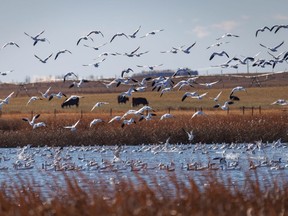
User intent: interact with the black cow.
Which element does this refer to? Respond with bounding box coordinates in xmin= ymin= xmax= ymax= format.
xmin=61 ymin=96 xmax=80 ymax=108
xmin=117 ymin=95 xmax=129 ymax=104
xmin=132 ymin=97 xmax=149 ymax=107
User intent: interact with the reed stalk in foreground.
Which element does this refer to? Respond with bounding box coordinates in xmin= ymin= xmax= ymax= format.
xmin=0 ymin=172 xmax=288 ymax=216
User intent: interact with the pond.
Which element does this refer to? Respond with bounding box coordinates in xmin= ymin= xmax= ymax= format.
xmin=0 ymin=140 xmax=288 ymax=196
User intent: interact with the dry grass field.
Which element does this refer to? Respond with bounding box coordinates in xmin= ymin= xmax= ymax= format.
xmin=0 ymin=73 xmax=287 ymax=215
xmin=0 ymin=72 xmax=287 ymax=147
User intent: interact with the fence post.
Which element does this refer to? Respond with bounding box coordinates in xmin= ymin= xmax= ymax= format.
xmin=251 ymin=106 xmax=254 ymax=116
xmin=259 ymin=106 xmax=261 ymax=114
xmin=168 ymin=107 xmax=171 ymax=114
xmin=242 ymin=106 xmax=245 ymax=115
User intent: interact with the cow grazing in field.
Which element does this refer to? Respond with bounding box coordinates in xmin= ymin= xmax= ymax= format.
xmin=61 ymin=95 xmax=80 ymax=108
xmin=117 ymin=95 xmax=129 ymax=104
xmin=132 ymin=97 xmax=149 ymax=107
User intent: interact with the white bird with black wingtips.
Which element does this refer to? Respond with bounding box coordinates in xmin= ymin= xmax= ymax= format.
xmin=2 ymin=41 xmax=20 ymax=49
xmin=54 ymin=49 xmax=72 ymax=60
xmin=22 ymin=114 xmax=40 ymax=126
xmin=90 ymin=119 xmax=105 ymax=127
xmin=209 ymin=51 xmax=229 ymax=60
xmin=0 ymin=92 xmax=14 ymax=104
xmin=260 ymin=41 xmax=284 ymax=52
xmin=34 ymin=53 xmax=53 ymax=63
xmin=64 ymin=119 xmax=80 ymax=132
xmin=91 ymin=102 xmax=109 ymax=111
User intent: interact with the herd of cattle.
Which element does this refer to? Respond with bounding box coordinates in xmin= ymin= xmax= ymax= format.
xmin=61 ymin=95 xmax=148 ymax=108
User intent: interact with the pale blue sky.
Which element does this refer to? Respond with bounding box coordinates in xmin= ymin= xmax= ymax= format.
xmin=1 ymin=0 xmax=288 ymax=83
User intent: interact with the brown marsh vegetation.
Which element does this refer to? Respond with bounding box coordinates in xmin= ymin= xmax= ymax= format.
xmin=0 ymin=173 xmax=288 ymax=216
xmin=0 ymin=79 xmax=287 ymax=147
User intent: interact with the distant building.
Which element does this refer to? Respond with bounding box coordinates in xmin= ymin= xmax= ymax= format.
xmin=133 ymin=68 xmax=198 ymax=78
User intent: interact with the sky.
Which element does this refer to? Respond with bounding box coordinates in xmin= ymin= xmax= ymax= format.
xmin=0 ymin=0 xmax=288 ymax=83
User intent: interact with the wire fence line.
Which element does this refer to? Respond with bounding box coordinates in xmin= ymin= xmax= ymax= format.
xmin=0 ymin=105 xmax=286 ymax=120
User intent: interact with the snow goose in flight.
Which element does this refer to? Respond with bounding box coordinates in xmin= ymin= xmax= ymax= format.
xmin=34 ymin=53 xmax=53 ymax=63
xmin=54 ymin=49 xmax=72 ymax=60
xmin=191 ymin=92 xmax=208 ymax=100
xmin=123 ymin=46 xmax=141 ymax=57
xmin=0 ymin=92 xmax=14 ymax=104
xmin=173 ymin=80 xmax=194 ymax=91
xmin=33 ymin=122 xmax=46 ymax=129
xmin=216 ymin=33 xmax=239 ymax=40
xmin=139 ymin=112 xmax=157 ymax=121
xmin=86 ymin=30 xmax=104 ymax=37
xmin=140 ymin=29 xmax=164 ymax=38
xmin=121 ymin=109 xmax=139 ymax=119
xmin=230 ymin=86 xmax=246 ymax=95
xmin=191 ymin=110 xmax=206 ymax=119
xmin=181 ymin=92 xmax=199 ymax=102
xmin=64 ymin=119 xmax=80 ymax=132
xmin=198 ymin=80 xmax=219 ymax=88
xmin=160 ymin=113 xmax=174 ymax=120
xmin=181 ymin=42 xmax=196 ymax=54
xmin=39 ymin=86 xmax=51 ymax=99
xmin=83 ymin=43 xmax=107 ymax=51
xmin=91 ymin=102 xmax=109 ymax=111
xmin=108 ymin=115 xmax=122 ymax=123
xmin=24 ymin=30 xmax=50 ymax=46
xmin=206 ymin=41 xmax=229 ymax=49
xmin=209 ymin=51 xmax=229 ymax=60
xmin=135 ymin=77 xmax=152 ymax=87
xmin=255 ymin=25 xmax=278 ymax=37
xmin=182 ymin=128 xmax=194 ymax=142
xmin=49 ymin=92 xmax=66 ymax=101
xmin=121 ymin=68 xmax=134 ymax=77
xmin=136 ymin=64 xmax=163 ymax=70
xmin=271 ymin=99 xmax=288 ymax=106
xmin=76 ymin=36 xmax=93 ymax=46
xmin=213 ymin=101 xmax=234 ymax=110
xmin=110 ymin=32 xmax=129 ymax=43
xmin=2 ymin=41 xmax=20 ymax=49
xmin=259 ymin=41 xmax=284 ymax=52
xmin=160 ymin=47 xmax=178 ymax=54
xmin=69 ymin=79 xmax=89 ymax=88
xmin=83 ymin=58 xmax=106 ymax=67
xmin=121 ymin=118 xmax=136 ymax=128
xmin=137 ymin=105 xmax=155 ymax=114
xmin=119 ymin=86 xmax=137 ymax=98
xmin=90 ymin=119 xmax=105 ymax=127
xmin=63 ymin=72 xmax=78 ymax=82
xmin=134 ymin=50 xmax=149 ymax=57
xmin=210 ymin=91 xmax=222 ymax=102
xmin=129 ymin=25 xmax=141 ymax=38
xmin=160 ymin=87 xmax=172 ymax=97
xmin=274 ymin=24 xmax=288 ymax=34
xmin=22 ymin=114 xmax=40 ymax=126
xmin=0 ymin=70 xmax=14 ymax=76
xmin=26 ymin=96 xmax=42 ymax=105
xmin=230 ymin=86 xmax=246 ymax=101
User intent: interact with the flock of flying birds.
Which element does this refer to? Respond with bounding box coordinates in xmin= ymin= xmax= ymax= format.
xmin=0 ymin=24 xmax=287 ymax=132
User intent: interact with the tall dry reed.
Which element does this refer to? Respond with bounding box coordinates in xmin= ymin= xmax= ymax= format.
xmin=0 ymin=172 xmax=287 ymax=215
